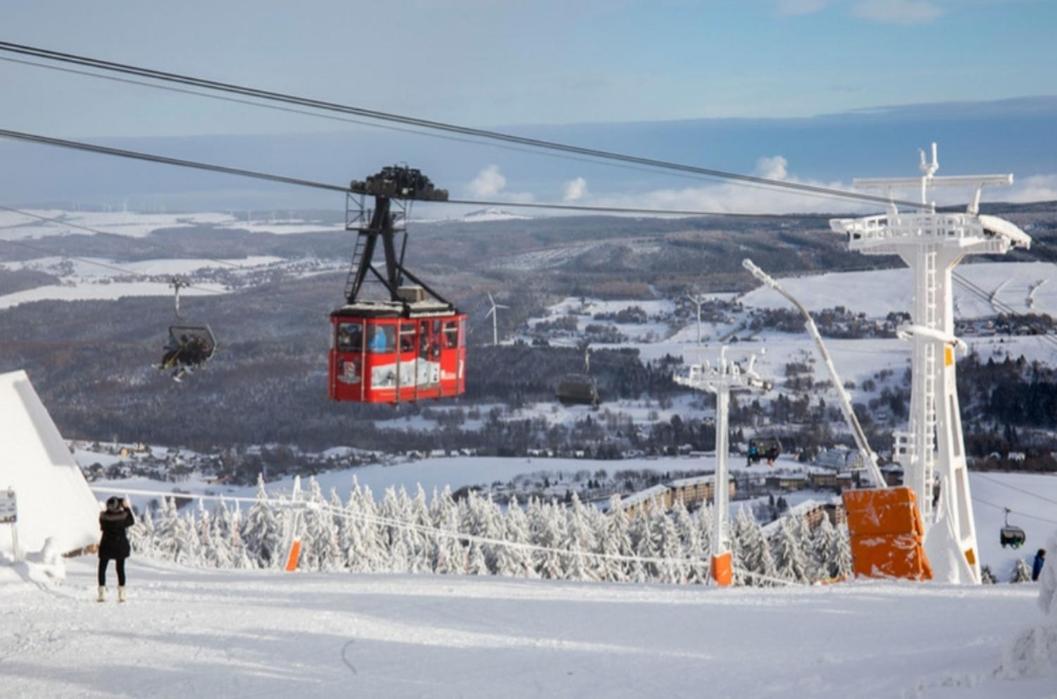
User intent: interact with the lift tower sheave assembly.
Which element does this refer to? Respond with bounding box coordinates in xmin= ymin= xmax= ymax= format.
xmin=674 ymin=348 xmax=771 ymax=587
xmin=829 ymin=144 xmax=1032 ymax=584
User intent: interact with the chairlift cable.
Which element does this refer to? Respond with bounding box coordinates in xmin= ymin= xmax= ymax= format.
xmin=0 ymin=40 xmax=928 ymax=210
xmin=974 ymin=472 xmax=1057 ymax=507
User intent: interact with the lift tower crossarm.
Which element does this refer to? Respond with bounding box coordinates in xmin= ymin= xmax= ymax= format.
xmin=741 ymin=259 xmax=887 ymax=489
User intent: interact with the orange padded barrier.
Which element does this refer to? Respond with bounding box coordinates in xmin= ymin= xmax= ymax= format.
xmin=843 ymin=487 xmax=932 ymax=581
xmin=711 ymin=551 xmax=734 ymax=587
xmin=284 ymin=539 xmax=302 ymax=572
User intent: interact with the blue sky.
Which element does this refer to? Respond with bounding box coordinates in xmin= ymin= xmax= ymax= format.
xmin=1 ymin=0 xmax=1054 ymax=137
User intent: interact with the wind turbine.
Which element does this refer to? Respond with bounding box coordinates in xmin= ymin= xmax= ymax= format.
xmin=687 ymin=292 xmax=707 ymax=344
xmin=485 ymin=292 xmax=509 ymax=346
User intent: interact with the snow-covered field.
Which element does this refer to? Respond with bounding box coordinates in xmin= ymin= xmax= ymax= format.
xmin=0 ymin=255 xmax=341 ymax=308
xmin=740 ymin=262 xmax=1057 ymax=319
xmin=1 ymin=557 xmax=1052 ymax=698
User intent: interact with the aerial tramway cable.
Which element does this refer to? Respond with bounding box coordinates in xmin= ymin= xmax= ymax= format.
xmin=0 ymin=128 xmax=808 ymax=218
xmin=0 ymin=40 xmax=928 ymax=211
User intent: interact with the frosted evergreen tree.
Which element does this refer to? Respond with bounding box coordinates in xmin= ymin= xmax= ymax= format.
xmin=650 ymin=509 xmax=685 ymax=584
xmin=430 ymin=487 xmax=466 ymax=575
xmin=1012 ymin=558 xmax=1033 ymax=583
xmin=833 ymin=523 xmax=854 ymax=580
xmin=241 ymin=476 xmax=285 ymax=568
xmin=981 ymin=565 xmax=997 ymax=584
xmin=354 ymin=484 xmax=388 ymax=573
xmin=302 ymin=478 xmax=342 ymax=571
xmin=733 ymin=507 xmax=776 ymax=586
xmin=152 ymin=496 xmax=180 ymax=562
xmin=495 ymin=497 xmax=536 ymax=578
xmin=596 ymin=497 xmax=633 ymax=583
xmin=810 ymin=516 xmax=839 ymax=581
xmin=228 ymin=501 xmax=255 ymax=570
xmin=629 ymin=508 xmax=659 ymax=583
xmin=407 ymin=485 xmax=434 ymax=573
xmin=341 ymin=484 xmax=374 ymax=573
xmin=466 ymin=541 xmax=490 ymax=576
xmin=561 ymin=494 xmax=598 ymax=582
xmin=531 ymin=499 xmax=566 ymax=580
xmin=130 ymin=506 xmax=155 ymax=558
xmin=772 ymin=516 xmax=811 ymax=583
xmin=171 ymin=507 xmax=200 ymax=565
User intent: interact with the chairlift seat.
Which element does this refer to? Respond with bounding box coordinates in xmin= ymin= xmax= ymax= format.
xmin=162 ymin=325 xmax=217 ymax=370
xmin=556 ymin=374 xmax=599 ymax=407
xmin=1000 ymin=525 xmax=1026 ymax=549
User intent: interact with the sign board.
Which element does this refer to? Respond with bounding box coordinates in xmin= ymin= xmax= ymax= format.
xmin=0 ymin=489 xmax=16 ymax=524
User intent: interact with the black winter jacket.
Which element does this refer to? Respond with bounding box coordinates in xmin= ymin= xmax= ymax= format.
xmin=98 ymin=507 xmax=135 ymax=559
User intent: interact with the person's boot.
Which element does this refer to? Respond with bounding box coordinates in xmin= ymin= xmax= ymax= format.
xmin=97 ymin=586 xmax=106 ymax=603
xmin=118 ymin=586 xmax=127 ymax=603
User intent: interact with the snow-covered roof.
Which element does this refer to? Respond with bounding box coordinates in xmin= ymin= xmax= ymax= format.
xmin=615 ymin=484 xmax=669 ymax=509
xmin=761 ymin=497 xmax=840 ymax=537
xmin=0 ymin=370 xmax=100 ymax=555
xmin=668 ymin=474 xmax=717 ymax=488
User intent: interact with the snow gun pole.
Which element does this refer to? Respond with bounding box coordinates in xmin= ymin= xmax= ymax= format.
xmin=742 ymin=258 xmax=887 ymax=490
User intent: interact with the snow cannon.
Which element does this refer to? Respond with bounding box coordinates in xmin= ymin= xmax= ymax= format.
xmin=843 ymin=487 xmax=933 ymax=581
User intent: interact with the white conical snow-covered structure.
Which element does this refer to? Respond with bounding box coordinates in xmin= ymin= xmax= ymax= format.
xmin=0 ymin=370 xmax=99 ymax=557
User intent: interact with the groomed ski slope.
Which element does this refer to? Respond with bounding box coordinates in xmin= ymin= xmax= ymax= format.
xmin=2 ymin=558 xmax=1051 ymax=698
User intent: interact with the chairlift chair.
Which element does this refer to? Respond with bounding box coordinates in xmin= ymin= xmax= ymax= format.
xmin=747 ymin=437 xmax=781 ymax=466
xmin=556 ymin=345 xmax=599 ymax=408
xmin=159 ymin=278 xmax=217 ymax=379
xmin=1000 ymin=508 xmax=1026 ymax=549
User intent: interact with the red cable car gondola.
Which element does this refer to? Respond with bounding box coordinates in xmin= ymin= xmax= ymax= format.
xmin=329 ymin=166 xmax=466 ymax=404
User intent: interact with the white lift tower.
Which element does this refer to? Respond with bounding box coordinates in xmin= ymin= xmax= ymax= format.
xmin=674 ymin=348 xmax=771 ymax=586
xmin=829 ymin=144 xmax=1032 ymax=583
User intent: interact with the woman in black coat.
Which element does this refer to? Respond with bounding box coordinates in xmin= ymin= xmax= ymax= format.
xmin=98 ymin=496 xmax=135 ymax=602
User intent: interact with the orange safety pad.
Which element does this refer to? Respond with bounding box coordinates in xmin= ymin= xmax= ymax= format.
xmin=843 ymin=488 xmax=932 ymax=581
xmin=711 ymin=551 xmax=734 ymax=587
xmin=843 ymin=487 xmax=923 ymax=537
xmin=284 ymin=539 xmax=302 ymax=572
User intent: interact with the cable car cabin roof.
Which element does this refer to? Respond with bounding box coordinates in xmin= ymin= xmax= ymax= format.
xmin=330 ymin=299 xmax=458 ymax=319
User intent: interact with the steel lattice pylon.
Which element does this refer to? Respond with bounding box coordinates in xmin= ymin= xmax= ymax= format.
xmin=829 ymin=144 xmax=1032 ymax=584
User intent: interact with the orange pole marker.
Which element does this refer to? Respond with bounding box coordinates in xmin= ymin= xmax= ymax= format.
xmin=284 ymin=538 xmax=302 ymax=572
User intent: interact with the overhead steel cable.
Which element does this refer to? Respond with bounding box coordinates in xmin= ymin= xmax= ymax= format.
xmin=0 ymin=128 xmax=349 ymax=193
xmin=0 ymin=55 xmax=818 ymax=195
xmin=0 ymin=128 xmax=807 ymax=219
xmin=0 ymin=40 xmax=927 ymax=211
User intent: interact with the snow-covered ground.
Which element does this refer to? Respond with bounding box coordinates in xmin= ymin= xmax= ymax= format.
xmin=0 ymin=255 xmax=341 ymax=308
xmin=740 ymin=261 xmax=1057 ymax=319
xmin=1 ymin=557 xmax=1052 ymax=698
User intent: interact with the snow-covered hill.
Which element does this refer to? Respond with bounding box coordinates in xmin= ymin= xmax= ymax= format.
xmin=1 ymin=557 xmax=1052 ymax=698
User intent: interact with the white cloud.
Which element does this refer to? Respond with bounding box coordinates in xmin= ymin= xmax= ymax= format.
xmin=1003 ymin=174 xmax=1057 ymax=204
xmin=562 ymin=177 xmax=589 ymax=202
xmin=852 ymin=0 xmax=943 ymax=24
xmin=592 ymin=156 xmax=871 ymax=216
xmin=776 ymin=0 xmax=829 ymax=15
xmin=468 ymin=165 xmax=507 ymax=198
xmin=755 ymin=155 xmax=789 ymax=181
